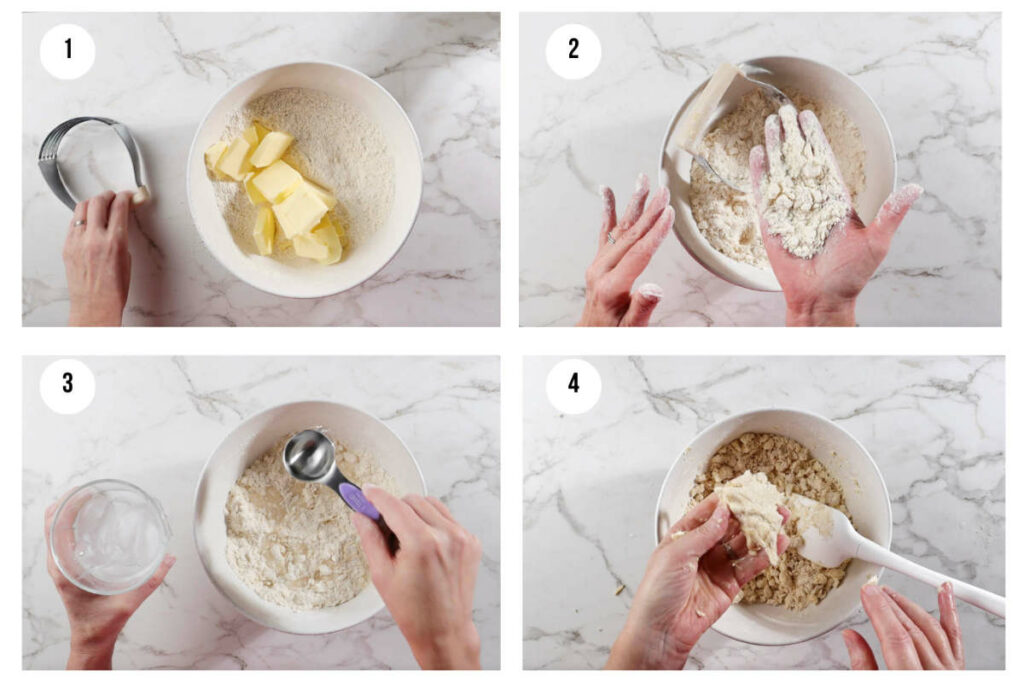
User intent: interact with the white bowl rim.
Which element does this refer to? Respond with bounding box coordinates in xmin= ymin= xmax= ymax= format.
xmin=657 ymin=55 xmax=898 ymax=293
xmin=653 ymin=406 xmax=893 ymax=646
xmin=185 ymin=60 xmax=424 ymax=299
xmin=192 ymin=399 xmax=427 ymax=634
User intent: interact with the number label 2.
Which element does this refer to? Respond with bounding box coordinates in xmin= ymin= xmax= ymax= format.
xmin=568 ymin=37 xmax=579 ymax=59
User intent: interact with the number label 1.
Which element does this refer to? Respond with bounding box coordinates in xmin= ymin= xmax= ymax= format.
xmin=65 ymin=37 xmax=71 ymax=59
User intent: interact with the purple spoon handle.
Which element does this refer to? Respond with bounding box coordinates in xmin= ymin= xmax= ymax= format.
xmin=338 ymin=483 xmax=400 ymax=555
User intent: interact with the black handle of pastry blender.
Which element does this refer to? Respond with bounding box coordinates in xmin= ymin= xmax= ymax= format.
xmin=339 ymin=482 xmax=401 ymax=556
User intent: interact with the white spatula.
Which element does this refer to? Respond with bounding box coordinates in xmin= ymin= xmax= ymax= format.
xmin=788 ymin=494 xmax=1005 ymax=618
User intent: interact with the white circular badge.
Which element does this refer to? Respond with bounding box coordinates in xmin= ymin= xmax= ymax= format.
xmin=40 ymin=24 xmax=96 ymax=80
xmin=546 ymin=359 xmax=602 ymax=415
xmin=40 ymin=359 xmax=96 ymax=415
xmin=546 ymin=24 xmax=601 ymax=81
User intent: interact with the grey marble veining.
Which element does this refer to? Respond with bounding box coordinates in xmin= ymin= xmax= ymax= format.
xmin=520 ymin=13 xmax=1001 ymax=326
xmin=23 ymin=13 xmax=499 ymax=326
xmin=22 ymin=356 xmax=500 ymax=669
xmin=524 ymin=356 xmax=1004 ymax=669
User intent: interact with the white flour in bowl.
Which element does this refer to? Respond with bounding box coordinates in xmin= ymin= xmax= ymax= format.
xmin=213 ymin=87 xmax=395 ymax=262
xmin=224 ymin=435 xmax=397 ymax=611
xmin=690 ymin=89 xmax=866 ymax=269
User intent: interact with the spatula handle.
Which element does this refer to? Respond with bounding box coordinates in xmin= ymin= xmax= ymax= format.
xmin=676 ymin=63 xmax=741 ymax=156
xmin=854 ymin=538 xmax=1005 ymax=618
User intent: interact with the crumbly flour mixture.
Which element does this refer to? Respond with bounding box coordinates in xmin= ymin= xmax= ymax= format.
xmin=690 ymin=89 xmax=866 ymax=269
xmin=714 ymin=470 xmax=785 ymax=566
xmin=214 ymin=87 xmax=394 ymax=261
xmin=690 ymin=432 xmax=851 ymax=610
xmin=224 ymin=434 xmax=396 ymax=611
xmin=759 ymin=105 xmax=852 ymax=258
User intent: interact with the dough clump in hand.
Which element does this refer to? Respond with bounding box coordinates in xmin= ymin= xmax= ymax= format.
xmin=714 ymin=470 xmax=785 ymax=565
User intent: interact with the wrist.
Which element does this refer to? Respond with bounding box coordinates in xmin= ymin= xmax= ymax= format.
xmin=69 ymin=302 xmax=123 ymax=327
xmin=409 ymin=625 xmax=481 ymax=670
xmin=606 ymin=623 xmax=689 ymax=670
xmin=67 ymin=636 xmax=116 ymax=670
xmin=785 ymin=297 xmax=856 ymax=327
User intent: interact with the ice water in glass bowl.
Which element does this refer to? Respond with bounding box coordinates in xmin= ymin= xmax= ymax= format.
xmin=50 ymin=479 xmax=171 ymax=595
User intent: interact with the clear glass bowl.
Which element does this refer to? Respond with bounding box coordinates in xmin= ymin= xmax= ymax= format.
xmin=49 ymin=479 xmax=172 ymax=595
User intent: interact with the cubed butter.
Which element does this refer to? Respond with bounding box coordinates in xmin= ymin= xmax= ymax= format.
xmin=309 ymin=216 xmax=343 ymax=264
xmin=215 ymin=137 xmax=252 ymax=181
xmin=273 ymin=183 xmax=329 ymax=239
xmin=304 ymin=180 xmax=338 ymax=210
xmin=243 ymin=173 xmax=269 ymax=206
xmin=254 ymin=121 xmax=271 ymax=141
xmin=251 ymin=160 xmax=302 ymax=203
xmin=242 ymin=125 xmax=260 ymax=148
xmin=250 ymin=131 xmax=294 ymax=168
xmin=292 ymin=232 xmax=330 ymax=261
xmin=253 ymin=206 xmax=276 ymax=256
xmin=204 ymin=141 xmax=228 ymax=177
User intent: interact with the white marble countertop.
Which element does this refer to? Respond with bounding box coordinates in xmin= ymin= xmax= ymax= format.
xmin=23 ymin=13 xmax=499 ymax=326
xmin=524 ymin=356 xmax=1004 ymax=669
xmin=22 ymin=356 xmax=500 ymax=669
xmin=520 ymin=13 xmax=1001 ymax=326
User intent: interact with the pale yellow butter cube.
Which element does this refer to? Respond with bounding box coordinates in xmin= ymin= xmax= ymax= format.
xmin=304 ymin=180 xmax=338 ymax=210
xmin=273 ymin=183 xmax=329 ymax=239
xmin=204 ymin=141 xmax=228 ymax=177
xmin=253 ymin=206 xmax=276 ymax=256
xmin=215 ymin=137 xmax=252 ymax=181
xmin=243 ymin=173 xmax=268 ymax=206
xmin=292 ymin=232 xmax=330 ymax=261
xmin=251 ymin=160 xmax=302 ymax=204
xmin=250 ymin=131 xmax=294 ymax=168
xmin=309 ymin=216 xmax=343 ymax=264
xmin=242 ymin=125 xmax=260 ymax=148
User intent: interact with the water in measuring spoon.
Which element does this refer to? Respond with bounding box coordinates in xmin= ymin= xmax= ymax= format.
xmin=72 ymin=491 xmax=164 ymax=584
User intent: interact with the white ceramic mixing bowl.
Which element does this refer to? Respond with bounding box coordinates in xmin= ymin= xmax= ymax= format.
xmin=655 ymin=408 xmax=892 ymax=646
xmin=187 ymin=62 xmax=423 ymax=298
xmin=659 ymin=56 xmax=897 ymax=291
xmin=194 ymin=400 xmax=426 ymax=634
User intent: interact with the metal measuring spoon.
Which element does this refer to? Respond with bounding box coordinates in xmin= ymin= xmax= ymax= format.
xmin=282 ymin=429 xmax=400 ymax=555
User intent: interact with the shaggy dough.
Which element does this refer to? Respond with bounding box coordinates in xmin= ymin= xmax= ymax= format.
xmin=691 ymin=432 xmax=851 ymax=610
xmin=715 ymin=470 xmax=785 ymax=565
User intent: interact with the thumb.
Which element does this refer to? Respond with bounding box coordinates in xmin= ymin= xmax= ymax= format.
xmin=353 ymin=512 xmax=394 ymax=584
xmin=868 ymin=184 xmax=923 ymax=243
xmin=620 ymin=283 xmax=663 ymax=327
xmin=674 ymin=503 xmax=730 ymax=560
xmin=842 ymin=629 xmax=879 ymax=670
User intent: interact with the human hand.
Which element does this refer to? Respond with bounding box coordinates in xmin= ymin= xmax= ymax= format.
xmin=44 ymin=493 xmax=175 ymax=670
xmin=842 ymin=583 xmax=964 ymax=670
xmin=352 ymin=486 xmax=482 ymax=670
xmin=749 ymin=109 xmax=923 ymax=326
xmin=578 ymin=173 xmax=674 ymax=327
xmin=606 ymin=495 xmax=790 ymax=669
xmin=63 ymin=191 xmax=136 ymax=326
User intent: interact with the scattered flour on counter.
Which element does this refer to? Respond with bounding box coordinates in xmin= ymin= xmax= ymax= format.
xmin=224 ymin=434 xmax=397 ymax=611
xmin=690 ymin=89 xmax=866 ymax=269
xmin=714 ymin=470 xmax=785 ymax=565
xmin=758 ymin=105 xmax=852 ymax=259
xmin=213 ymin=87 xmax=395 ymax=262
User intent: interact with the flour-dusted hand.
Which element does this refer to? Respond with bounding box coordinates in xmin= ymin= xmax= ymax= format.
xmin=352 ymin=486 xmax=482 ymax=670
xmin=842 ymin=583 xmax=965 ymax=670
xmin=750 ymin=108 xmax=923 ymax=326
xmin=44 ymin=492 xmax=175 ymax=670
xmin=63 ymin=191 xmax=136 ymax=326
xmin=578 ymin=173 xmax=674 ymax=327
xmin=606 ymin=495 xmax=790 ymax=669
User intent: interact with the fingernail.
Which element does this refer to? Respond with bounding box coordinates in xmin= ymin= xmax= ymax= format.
xmin=863 ymin=584 xmax=881 ymax=597
xmin=362 ymin=483 xmax=379 ymax=492
xmin=637 ymin=283 xmax=663 ymax=300
xmin=635 ymin=172 xmax=649 ymax=192
xmin=165 ymin=555 xmax=177 ymax=566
